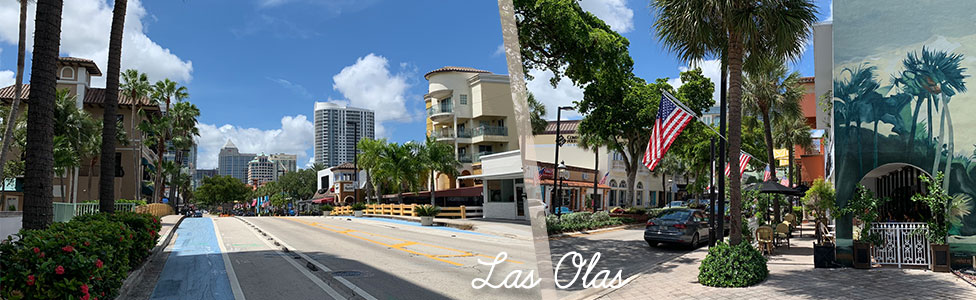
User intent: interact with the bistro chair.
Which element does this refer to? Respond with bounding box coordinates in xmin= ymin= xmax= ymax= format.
xmin=774 ymin=222 xmax=791 ymax=248
xmin=756 ymin=226 xmax=775 ymax=255
xmin=784 ymin=213 xmax=797 ymax=230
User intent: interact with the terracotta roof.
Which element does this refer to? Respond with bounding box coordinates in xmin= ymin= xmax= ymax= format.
xmin=424 ymin=66 xmax=491 ymax=79
xmin=331 ymin=162 xmax=357 ymax=170
xmin=0 ymin=84 xmax=156 ymax=106
xmin=58 ymin=57 xmax=102 ymax=76
xmin=543 ymin=119 xmax=581 ymax=135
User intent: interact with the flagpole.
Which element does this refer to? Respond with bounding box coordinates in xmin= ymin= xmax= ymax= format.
xmin=658 ymin=90 xmax=769 ymax=165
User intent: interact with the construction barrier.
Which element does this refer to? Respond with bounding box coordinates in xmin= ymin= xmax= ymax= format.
xmin=53 ymin=203 xmax=138 ymax=222
xmin=133 ymin=203 xmax=175 ymax=218
xmin=328 ymin=203 xmax=483 ymax=219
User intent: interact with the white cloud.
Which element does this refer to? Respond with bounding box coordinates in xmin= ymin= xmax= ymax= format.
xmin=331 ymin=53 xmax=414 ymax=137
xmin=525 ymin=68 xmax=584 ymax=120
xmin=578 ymin=0 xmax=634 ymax=33
xmin=824 ymin=1 xmax=833 ymax=22
xmin=267 ymin=77 xmax=313 ymax=99
xmin=667 ymin=59 xmax=722 ymax=105
xmin=196 ymin=115 xmax=314 ymax=169
xmin=0 ymin=0 xmax=193 ymax=87
xmin=493 ymin=43 xmax=506 ymax=57
xmin=0 ymin=48 xmax=13 ymax=87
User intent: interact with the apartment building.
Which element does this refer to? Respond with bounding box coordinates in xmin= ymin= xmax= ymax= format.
xmin=247 ymin=154 xmax=285 ymax=186
xmin=218 ymin=140 xmax=256 ymax=183
xmin=269 ymin=153 xmax=297 ymax=173
xmin=424 ymin=67 xmax=519 ymax=190
xmin=313 ymin=102 xmax=375 ymax=168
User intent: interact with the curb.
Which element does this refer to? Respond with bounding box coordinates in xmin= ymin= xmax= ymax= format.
xmin=116 ymin=214 xmax=186 ymax=299
xmin=548 ymin=223 xmax=644 ymax=240
xmin=571 ymin=247 xmax=710 ymax=300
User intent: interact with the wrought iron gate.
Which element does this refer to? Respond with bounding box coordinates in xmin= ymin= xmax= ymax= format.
xmin=869 ymin=222 xmax=929 ymax=268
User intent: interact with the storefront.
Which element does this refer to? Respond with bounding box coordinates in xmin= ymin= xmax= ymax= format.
xmin=458 ymin=150 xmax=528 ymax=220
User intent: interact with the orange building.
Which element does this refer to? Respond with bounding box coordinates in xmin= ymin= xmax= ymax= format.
xmin=794 ymin=77 xmax=826 ymax=186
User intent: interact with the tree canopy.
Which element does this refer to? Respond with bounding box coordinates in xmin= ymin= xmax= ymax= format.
xmin=195 ymin=175 xmax=252 ymax=207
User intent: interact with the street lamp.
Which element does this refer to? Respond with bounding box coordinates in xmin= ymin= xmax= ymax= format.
xmin=552 ymin=106 xmax=573 ymax=215
xmin=347 ymin=121 xmax=360 ymax=204
xmin=556 ymin=161 xmax=569 ymax=219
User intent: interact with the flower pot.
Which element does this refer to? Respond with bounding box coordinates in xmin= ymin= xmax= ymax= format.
xmin=322 ymin=211 xmax=332 ymax=216
xmin=813 ymin=243 xmax=837 ymax=268
xmin=852 ymin=241 xmax=872 ymax=269
xmin=421 ymin=216 xmax=434 ymax=226
xmin=354 ymin=210 xmax=364 ymax=218
xmin=930 ymin=243 xmax=951 ymax=272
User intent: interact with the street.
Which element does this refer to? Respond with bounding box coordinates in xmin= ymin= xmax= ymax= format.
xmin=148 ymin=216 xmax=541 ymax=300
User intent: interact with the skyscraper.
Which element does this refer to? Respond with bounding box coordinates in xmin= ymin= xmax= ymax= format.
xmin=313 ymin=102 xmax=375 ymax=167
xmin=247 ymin=154 xmax=281 ymax=186
xmin=269 ymin=153 xmax=298 ymax=173
xmin=217 ymin=140 xmax=256 ymax=183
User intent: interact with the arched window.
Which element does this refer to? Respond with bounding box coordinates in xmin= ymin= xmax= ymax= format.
xmin=619 ymin=181 xmax=627 ymax=206
xmin=60 ymin=67 xmax=75 ymax=80
xmin=609 ymin=180 xmax=617 ymax=206
xmin=636 ymin=182 xmax=644 ymax=207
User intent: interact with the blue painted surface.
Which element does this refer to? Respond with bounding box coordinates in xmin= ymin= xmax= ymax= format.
xmin=355 ymin=217 xmax=497 ymax=238
xmin=150 ymin=218 xmax=234 ymax=300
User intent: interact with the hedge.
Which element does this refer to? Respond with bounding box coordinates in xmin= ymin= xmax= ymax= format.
xmin=546 ymin=211 xmax=624 ymax=235
xmin=0 ymin=212 xmax=161 ymax=300
xmin=698 ymin=242 xmax=768 ymax=287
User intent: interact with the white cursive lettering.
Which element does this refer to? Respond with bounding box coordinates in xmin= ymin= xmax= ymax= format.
xmin=554 ymin=251 xmax=625 ymax=289
xmin=471 ymin=252 xmax=541 ymax=289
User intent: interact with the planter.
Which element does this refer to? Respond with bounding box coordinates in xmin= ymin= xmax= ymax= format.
xmin=322 ymin=211 xmax=332 ymax=216
xmin=420 ymin=216 xmax=434 ymax=226
xmin=353 ymin=210 xmax=364 ymax=218
xmin=813 ymin=243 xmax=837 ymax=268
xmin=609 ymin=213 xmax=649 ymax=223
xmin=852 ymin=241 xmax=872 ymax=269
xmin=931 ymin=243 xmax=951 ymax=272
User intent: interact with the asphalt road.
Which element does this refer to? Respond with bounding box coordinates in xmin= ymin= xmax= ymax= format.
xmin=149 ymin=215 xmax=541 ymax=300
xmin=547 ymin=227 xmax=695 ymax=299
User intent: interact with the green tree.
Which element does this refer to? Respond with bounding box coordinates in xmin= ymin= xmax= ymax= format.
xmin=419 ymin=136 xmax=460 ymax=205
xmin=357 ymin=138 xmax=387 ymax=202
xmin=0 ymin=0 xmax=30 ymax=195
xmin=277 ymin=168 xmax=317 ymax=201
xmin=149 ymin=79 xmax=188 ymax=202
xmin=196 ymin=175 xmax=253 ymax=207
xmin=376 ymin=142 xmax=420 ymax=203
xmin=120 ymin=69 xmax=151 ymax=201
xmin=651 ymin=0 xmax=817 ymax=245
xmin=52 ymin=90 xmax=101 ymax=203
xmin=773 ymin=115 xmax=813 ymax=188
xmin=99 ymin=0 xmax=128 ymax=212
xmin=167 ymin=101 xmax=200 ymax=209
xmin=527 ymin=93 xmax=548 ymax=134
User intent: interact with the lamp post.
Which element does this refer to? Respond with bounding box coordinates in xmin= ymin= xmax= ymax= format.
xmin=347 ymin=121 xmax=359 ymax=204
xmin=552 ymin=106 xmax=573 ymax=215
xmin=556 ymin=161 xmax=569 ymax=220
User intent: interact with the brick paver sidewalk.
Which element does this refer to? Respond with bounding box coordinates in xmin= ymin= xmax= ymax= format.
xmin=590 ymin=237 xmax=976 ymax=300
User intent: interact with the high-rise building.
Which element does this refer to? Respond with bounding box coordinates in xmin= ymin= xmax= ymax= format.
xmin=193 ymin=168 xmax=217 ymax=189
xmin=217 ymin=140 xmax=256 ymax=183
xmin=313 ymin=102 xmax=375 ymax=167
xmin=247 ymin=154 xmax=280 ymax=186
xmin=269 ymin=153 xmax=298 ymax=173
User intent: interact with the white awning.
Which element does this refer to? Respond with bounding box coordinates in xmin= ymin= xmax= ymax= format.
xmin=457 ymin=171 xmax=523 ymax=180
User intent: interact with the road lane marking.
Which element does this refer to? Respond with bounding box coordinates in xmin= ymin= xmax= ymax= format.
xmin=279 ymin=217 xmax=524 ymax=266
xmin=213 ymin=218 xmax=247 ymax=300
xmin=231 ymin=217 xmax=347 ymax=300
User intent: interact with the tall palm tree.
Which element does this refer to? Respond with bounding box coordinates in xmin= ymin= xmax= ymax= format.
xmin=773 ymin=115 xmax=813 ymax=187
xmin=0 ymin=0 xmax=30 ymax=191
xmin=149 ymin=79 xmax=188 ymax=202
xmin=527 ymin=93 xmax=548 ymax=135
xmin=357 ymin=138 xmax=387 ymax=202
xmin=419 ymin=136 xmax=460 ymax=205
xmin=121 ymin=69 xmax=151 ymax=200
xmin=53 ymin=90 xmax=100 ymax=203
xmin=376 ymin=142 xmax=419 ymax=204
xmin=833 ymin=64 xmax=883 ymax=176
xmin=652 ymin=0 xmax=817 ymax=245
xmin=167 ymin=101 xmax=200 ymax=208
xmin=137 ymin=108 xmax=168 ymax=203
xmin=99 ymin=0 xmax=128 ymax=212
xmin=23 ymin=0 xmax=65 ymax=230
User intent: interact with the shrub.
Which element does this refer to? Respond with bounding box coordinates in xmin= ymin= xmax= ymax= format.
xmin=623 ymin=207 xmax=647 ymax=215
xmin=321 ymin=204 xmax=334 ymax=211
xmin=546 ymin=212 xmax=624 ymax=235
xmin=84 ymin=199 xmax=147 ymax=206
xmin=647 ymin=208 xmax=667 ymax=218
xmin=1 ymin=212 xmax=161 ymax=299
xmin=413 ymin=204 xmax=441 ymax=217
xmin=698 ymin=242 xmax=768 ymax=287
xmin=350 ymin=202 xmax=367 ymax=211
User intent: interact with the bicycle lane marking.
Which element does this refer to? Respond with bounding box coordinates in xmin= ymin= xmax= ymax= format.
xmin=150 ymin=217 xmax=236 ymax=300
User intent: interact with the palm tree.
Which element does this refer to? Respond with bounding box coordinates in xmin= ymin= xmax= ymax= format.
xmin=743 ymin=57 xmax=804 ymax=182
xmin=652 ymin=0 xmax=817 ymax=245
xmin=0 ymin=0 xmax=30 ymax=191
xmin=137 ymin=109 xmax=169 ymax=203
xmin=149 ymin=79 xmax=188 ymax=202
xmin=773 ymin=115 xmax=813 ymax=187
xmin=419 ymin=136 xmax=460 ymax=205
xmin=833 ymin=64 xmax=883 ymax=176
xmin=527 ymin=93 xmax=548 ymax=134
xmin=376 ymin=142 xmax=419 ymax=204
xmin=23 ymin=0 xmax=65 ymax=229
xmin=121 ymin=69 xmax=151 ymax=200
xmin=357 ymin=138 xmax=387 ymax=202
xmin=167 ymin=101 xmax=200 ymax=209
xmin=53 ymin=90 xmax=101 ymax=203
xmin=99 ymin=0 xmax=128 ymax=213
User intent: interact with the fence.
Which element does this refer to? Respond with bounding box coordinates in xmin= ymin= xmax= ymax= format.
xmin=328 ymin=203 xmax=483 ymax=219
xmin=134 ymin=203 xmax=175 ymax=218
xmin=53 ymin=203 xmax=138 ymax=222
xmin=869 ymin=222 xmax=929 ymax=268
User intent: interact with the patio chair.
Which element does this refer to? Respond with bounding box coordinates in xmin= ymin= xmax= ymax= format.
xmin=817 ymin=221 xmax=835 ymax=245
xmin=784 ymin=213 xmax=797 ymax=232
xmin=775 ymin=222 xmax=791 ymax=248
xmin=756 ymin=226 xmax=775 ymax=255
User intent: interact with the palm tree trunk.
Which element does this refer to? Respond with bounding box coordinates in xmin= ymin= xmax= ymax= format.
xmin=429 ymin=170 xmax=435 ymax=205
xmin=787 ymin=147 xmax=795 ymax=212
xmin=99 ymin=0 xmax=126 ymax=213
xmin=761 ymin=111 xmax=780 ymax=224
xmin=726 ymin=30 xmax=746 ymax=246
xmin=908 ymin=97 xmax=923 ymax=156
xmin=169 ymin=148 xmax=181 ymax=210
xmin=155 ymin=138 xmax=165 ymax=203
xmin=856 ymin=121 xmax=863 ymax=176
xmin=23 ymin=0 xmax=64 ymax=230
xmin=873 ymin=120 xmax=880 ymax=168
xmin=942 ymin=94 xmax=953 ymax=189
xmin=927 ymin=95 xmax=933 ymax=140
xmin=88 ymin=158 xmax=96 ymax=200
xmin=933 ymin=96 xmax=946 ymax=178
xmin=0 ymin=0 xmax=28 ymax=189
xmin=660 ymin=171 xmax=667 ymax=208
xmin=132 ymin=101 xmax=139 ymax=200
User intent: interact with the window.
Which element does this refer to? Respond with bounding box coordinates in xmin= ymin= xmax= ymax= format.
xmin=612 ymin=151 xmax=624 ymax=161
xmin=608 ymin=180 xmax=617 ymax=206
xmin=115 ymin=153 xmax=124 ymax=177
xmin=636 ymin=182 xmax=644 ymax=206
xmin=478 ymin=145 xmax=493 ymax=153
xmin=460 ymin=94 xmax=468 ymax=105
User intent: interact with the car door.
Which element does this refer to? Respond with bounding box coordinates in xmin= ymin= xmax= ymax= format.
xmin=694 ymin=211 xmax=709 ymax=238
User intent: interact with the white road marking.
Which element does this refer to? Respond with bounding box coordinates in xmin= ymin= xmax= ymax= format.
xmin=212 ymin=217 xmax=247 ymax=300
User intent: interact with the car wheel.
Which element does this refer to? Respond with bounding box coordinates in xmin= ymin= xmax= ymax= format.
xmin=646 ymin=241 xmax=657 ymax=247
xmin=690 ymin=233 xmax=700 ymax=248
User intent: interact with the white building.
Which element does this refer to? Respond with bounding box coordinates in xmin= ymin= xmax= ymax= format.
xmin=459 ymin=150 xmax=528 ymax=220
xmin=313 ymin=102 xmax=375 ymax=168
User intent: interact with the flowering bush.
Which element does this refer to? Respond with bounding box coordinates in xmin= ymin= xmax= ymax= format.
xmin=0 ymin=212 xmax=161 ymax=299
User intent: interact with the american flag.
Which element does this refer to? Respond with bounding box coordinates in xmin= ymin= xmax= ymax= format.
xmin=598 ymin=172 xmax=610 ymax=185
xmin=642 ymin=94 xmax=694 ymax=171
xmin=763 ymin=164 xmax=772 ymax=182
xmin=724 ymin=152 xmax=752 ymax=177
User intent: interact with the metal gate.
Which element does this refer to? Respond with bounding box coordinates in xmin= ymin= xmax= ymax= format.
xmin=869 ymin=222 xmax=929 ymax=268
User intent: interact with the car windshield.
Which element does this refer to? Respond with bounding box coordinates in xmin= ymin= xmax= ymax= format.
xmin=657 ymin=210 xmax=691 ymax=221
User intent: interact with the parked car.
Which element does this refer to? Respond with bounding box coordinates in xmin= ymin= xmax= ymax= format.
xmin=711 ymin=204 xmax=731 ymax=236
xmin=667 ymin=200 xmax=686 ymax=208
xmin=644 ymin=208 xmax=710 ymax=248
xmin=193 ymin=210 xmax=203 ymax=218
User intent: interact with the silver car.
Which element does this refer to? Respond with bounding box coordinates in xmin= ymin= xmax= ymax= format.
xmin=644 ymin=208 xmax=710 ymax=248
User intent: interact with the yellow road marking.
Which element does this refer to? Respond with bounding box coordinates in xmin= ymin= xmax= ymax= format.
xmin=277 ymin=217 xmax=523 ymax=266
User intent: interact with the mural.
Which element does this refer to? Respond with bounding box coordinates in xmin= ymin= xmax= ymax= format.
xmin=834 ymin=0 xmax=976 ymax=266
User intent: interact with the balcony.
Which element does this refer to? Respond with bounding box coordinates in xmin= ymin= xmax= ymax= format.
xmin=430 ymin=129 xmax=455 ymax=141
xmin=427 ymin=105 xmax=454 ymax=122
xmin=458 ymin=153 xmax=473 ymax=163
xmin=473 ymin=151 xmax=495 ymax=162
xmin=472 ymin=126 xmax=507 ymax=137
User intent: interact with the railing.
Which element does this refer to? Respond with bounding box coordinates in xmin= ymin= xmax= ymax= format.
xmin=458 ymin=153 xmax=473 ymax=163
xmin=456 ymin=129 xmax=472 ymax=138
xmin=427 ymin=105 xmax=453 ymax=115
xmin=473 ymin=151 xmax=495 ymax=162
xmin=869 ymin=222 xmax=929 ymax=268
xmin=473 ymin=126 xmax=507 ymax=137
xmin=53 ymin=203 xmax=138 ymax=222
xmin=430 ymin=130 xmax=455 ymax=139
xmin=328 ymin=204 xmax=482 ymax=219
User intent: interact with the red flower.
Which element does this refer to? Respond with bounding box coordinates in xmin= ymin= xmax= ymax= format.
xmin=81 ymin=294 xmax=90 ymax=300
xmin=62 ymin=245 xmax=74 ymax=252
xmin=26 ymin=275 xmax=35 ymax=286
xmin=81 ymin=284 xmax=89 ymax=294
xmin=55 ymin=265 xmax=65 ymax=275
xmin=129 ymin=234 xmax=133 ymax=239
xmin=32 ymin=247 xmax=40 ymax=254
xmin=119 ymin=236 xmax=124 ymax=241
xmin=150 ymin=230 xmax=156 ymax=236
xmin=84 ymin=241 xmax=90 ymax=246
xmin=95 ymin=259 xmax=103 ymax=269
xmin=39 ymin=252 xmax=45 ymax=258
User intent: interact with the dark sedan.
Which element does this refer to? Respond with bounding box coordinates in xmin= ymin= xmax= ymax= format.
xmin=644 ymin=208 xmax=710 ymax=248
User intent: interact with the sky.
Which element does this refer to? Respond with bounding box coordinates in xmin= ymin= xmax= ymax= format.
xmin=0 ymin=0 xmax=831 ymax=170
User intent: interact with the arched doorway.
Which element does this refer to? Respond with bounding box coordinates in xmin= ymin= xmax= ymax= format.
xmin=857 ymin=163 xmax=932 ymax=268
xmin=459 ymin=170 xmax=473 ymax=187
xmin=437 ymin=172 xmax=454 ymax=190
xmin=343 ymin=196 xmax=355 ymax=204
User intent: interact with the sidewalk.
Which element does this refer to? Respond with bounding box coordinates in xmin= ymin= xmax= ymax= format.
xmin=590 ymin=236 xmax=976 ymax=299
xmin=362 ymin=214 xmax=533 ymax=240
xmin=156 ymin=214 xmax=184 ymax=247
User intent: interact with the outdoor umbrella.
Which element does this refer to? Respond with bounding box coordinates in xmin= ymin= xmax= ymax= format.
xmin=753 ymin=180 xmax=805 ymax=196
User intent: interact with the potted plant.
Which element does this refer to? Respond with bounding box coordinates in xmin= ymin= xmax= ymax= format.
xmin=414 ymin=204 xmax=441 ymax=226
xmin=913 ymin=172 xmax=952 ymax=272
xmin=803 ymin=179 xmax=838 ymax=268
xmin=321 ymin=204 xmax=334 ymax=216
xmin=842 ymin=185 xmax=887 ymax=269
xmin=351 ymin=202 xmax=367 ymax=217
